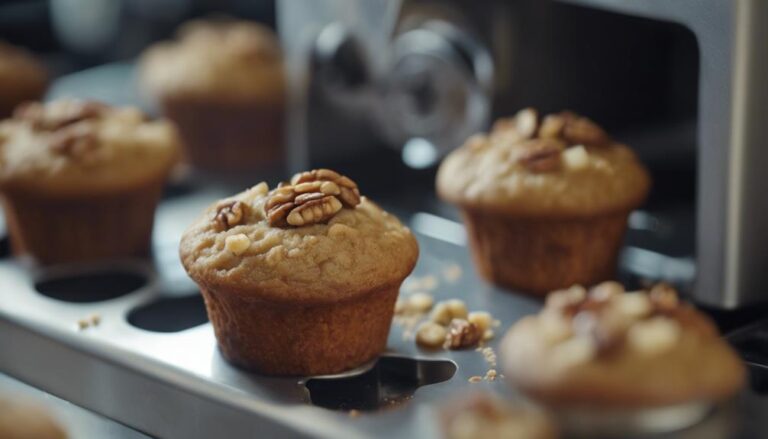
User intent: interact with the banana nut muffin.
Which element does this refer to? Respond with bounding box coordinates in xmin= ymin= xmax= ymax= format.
xmin=501 ymin=282 xmax=745 ymax=435
xmin=437 ymin=108 xmax=650 ymax=294
xmin=0 ymin=398 xmax=67 ymax=439
xmin=440 ymin=392 xmax=558 ymax=439
xmin=0 ymin=99 xmax=180 ymax=264
xmin=0 ymin=41 xmax=48 ymax=119
xmin=180 ymin=169 xmax=419 ymax=375
xmin=139 ymin=19 xmax=285 ymax=172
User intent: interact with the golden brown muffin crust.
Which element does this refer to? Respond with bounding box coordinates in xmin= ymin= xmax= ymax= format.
xmin=437 ymin=109 xmax=651 ymax=218
xmin=0 ymin=399 xmax=67 ymax=439
xmin=501 ymin=283 xmax=746 ymax=408
xmin=139 ymin=19 xmax=284 ymax=102
xmin=180 ymin=180 xmax=419 ymax=304
xmin=0 ymin=99 xmax=180 ymax=195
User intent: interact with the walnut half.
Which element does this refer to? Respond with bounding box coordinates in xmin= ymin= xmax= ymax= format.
xmin=265 ymin=169 xmax=360 ymax=227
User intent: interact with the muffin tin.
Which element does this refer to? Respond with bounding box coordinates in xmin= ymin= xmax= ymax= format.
xmin=0 ymin=180 xmax=761 ymax=438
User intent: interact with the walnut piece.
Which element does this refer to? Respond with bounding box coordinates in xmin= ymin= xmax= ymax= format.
xmin=49 ymin=123 xmax=98 ymax=159
xmin=265 ymin=169 xmax=360 ymax=227
xmin=518 ymin=139 xmax=565 ymax=173
xmin=445 ymin=318 xmax=482 ymax=350
xmin=15 ymin=100 xmax=108 ymax=131
xmin=214 ymin=200 xmax=248 ymax=231
xmin=291 ymin=168 xmax=361 ymax=207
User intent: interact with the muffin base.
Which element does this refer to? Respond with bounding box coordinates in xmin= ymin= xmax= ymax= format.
xmin=556 ymin=401 xmax=713 ymax=437
xmin=200 ymin=283 xmax=400 ymax=376
xmin=1 ymin=181 xmax=164 ymax=265
xmin=161 ymin=97 xmax=284 ymax=172
xmin=462 ymin=209 xmax=629 ymax=295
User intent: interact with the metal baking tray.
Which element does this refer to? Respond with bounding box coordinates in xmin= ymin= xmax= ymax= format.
xmin=0 ymin=183 xmax=761 ymax=439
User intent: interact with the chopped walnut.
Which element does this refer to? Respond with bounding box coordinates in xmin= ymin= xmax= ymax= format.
xmin=560 ymin=111 xmax=609 ymax=146
xmin=291 ymin=168 xmax=361 ymax=207
xmin=517 ymin=139 xmax=565 ymax=173
xmin=214 ymin=200 xmax=248 ymax=231
xmin=49 ymin=123 xmax=98 ymax=159
xmin=649 ymin=283 xmax=680 ymax=312
xmin=445 ymin=318 xmax=482 ymax=350
xmin=265 ymin=169 xmax=359 ymax=227
xmin=416 ymin=321 xmax=448 ymax=349
xmin=15 ymin=100 xmax=108 ymax=131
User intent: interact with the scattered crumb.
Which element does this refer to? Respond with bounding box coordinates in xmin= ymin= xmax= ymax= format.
xmin=77 ymin=314 xmax=101 ymax=331
xmin=404 ymin=275 xmax=439 ymax=292
xmin=484 ymin=369 xmax=498 ymax=381
xmin=468 ymin=376 xmax=483 ymax=384
xmin=442 ymin=264 xmax=463 ymax=283
xmin=481 ymin=347 xmax=497 ymax=368
xmin=348 ymin=410 xmax=360 ymax=418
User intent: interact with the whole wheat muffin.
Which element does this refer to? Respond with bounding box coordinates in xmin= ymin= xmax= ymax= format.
xmin=437 ymin=108 xmax=650 ymax=295
xmin=0 ymin=398 xmax=67 ymax=439
xmin=0 ymin=41 xmax=48 ymax=119
xmin=440 ymin=392 xmax=558 ymax=439
xmin=501 ymin=283 xmax=745 ymax=435
xmin=180 ymin=169 xmax=419 ymax=375
xmin=0 ymin=99 xmax=180 ymax=264
xmin=139 ymin=19 xmax=284 ymax=172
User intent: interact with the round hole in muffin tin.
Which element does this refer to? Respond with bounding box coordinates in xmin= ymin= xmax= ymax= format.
xmin=127 ymin=293 xmax=208 ymax=333
xmin=304 ymin=355 xmax=457 ymax=411
xmin=35 ymin=266 xmax=149 ymax=303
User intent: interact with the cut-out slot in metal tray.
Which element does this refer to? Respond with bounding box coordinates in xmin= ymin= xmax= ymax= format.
xmin=0 ymin=187 xmax=760 ymax=439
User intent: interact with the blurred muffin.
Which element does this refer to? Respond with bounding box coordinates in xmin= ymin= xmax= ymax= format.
xmin=501 ymin=282 xmax=745 ymax=435
xmin=437 ymin=109 xmax=650 ymax=295
xmin=0 ymin=41 xmax=48 ymax=119
xmin=0 ymin=398 xmax=67 ymax=439
xmin=440 ymin=392 xmax=558 ymax=439
xmin=139 ymin=19 xmax=285 ymax=172
xmin=180 ymin=169 xmax=419 ymax=375
xmin=0 ymin=99 xmax=180 ymax=265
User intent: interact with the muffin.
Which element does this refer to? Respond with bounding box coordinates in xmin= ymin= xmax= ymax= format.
xmin=0 ymin=99 xmax=180 ymax=265
xmin=0 ymin=398 xmax=67 ymax=439
xmin=436 ymin=109 xmax=650 ymax=295
xmin=501 ymin=282 xmax=746 ymax=435
xmin=439 ymin=392 xmax=558 ymax=439
xmin=139 ymin=19 xmax=285 ymax=172
xmin=0 ymin=41 xmax=48 ymax=119
xmin=179 ymin=169 xmax=419 ymax=375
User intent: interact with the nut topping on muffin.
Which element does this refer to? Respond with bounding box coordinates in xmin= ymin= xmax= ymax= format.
xmin=214 ymin=200 xmax=248 ymax=231
xmin=265 ymin=168 xmax=360 ymax=227
xmin=541 ymin=282 xmax=688 ymax=356
xmin=14 ymin=100 xmax=108 ymax=131
xmin=493 ymin=108 xmax=612 ymax=174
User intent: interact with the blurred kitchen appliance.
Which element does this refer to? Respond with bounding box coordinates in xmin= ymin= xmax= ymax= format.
xmin=277 ymin=0 xmax=493 ymax=171
xmin=278 ymin=0 xmax=768 ymax=309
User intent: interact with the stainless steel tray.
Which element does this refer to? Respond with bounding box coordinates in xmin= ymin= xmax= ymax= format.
xmin=0 ymin=186 xmax=756 ymax=439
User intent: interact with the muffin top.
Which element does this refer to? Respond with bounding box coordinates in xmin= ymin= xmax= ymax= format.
xmin=437 ymin=109 xmax=651 ymax=217
xmin=501 ymin=283 xmax=745 ymax=407
xmin=0 ymin=41 xmax=48 ymax=97
xmin=180 ymin=169 xmax=419 ymax=304
xmin=0 ymin=99 xmax=180 ymax=195
xmin=139 ymin=19 xmax=284 ymax=101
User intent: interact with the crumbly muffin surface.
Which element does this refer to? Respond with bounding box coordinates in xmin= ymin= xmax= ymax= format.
xmin=180 ymin=178 xmax=419 ymax=303
xmin=437 ymin=109 xmax=650 ymax=217
xmin=0 ymin=99 xmax=179 ymax=195
xmin=501 ymin=283 xmax=745 ymax=407
xmin=139 ymin=19 xmax=284 ymax=101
